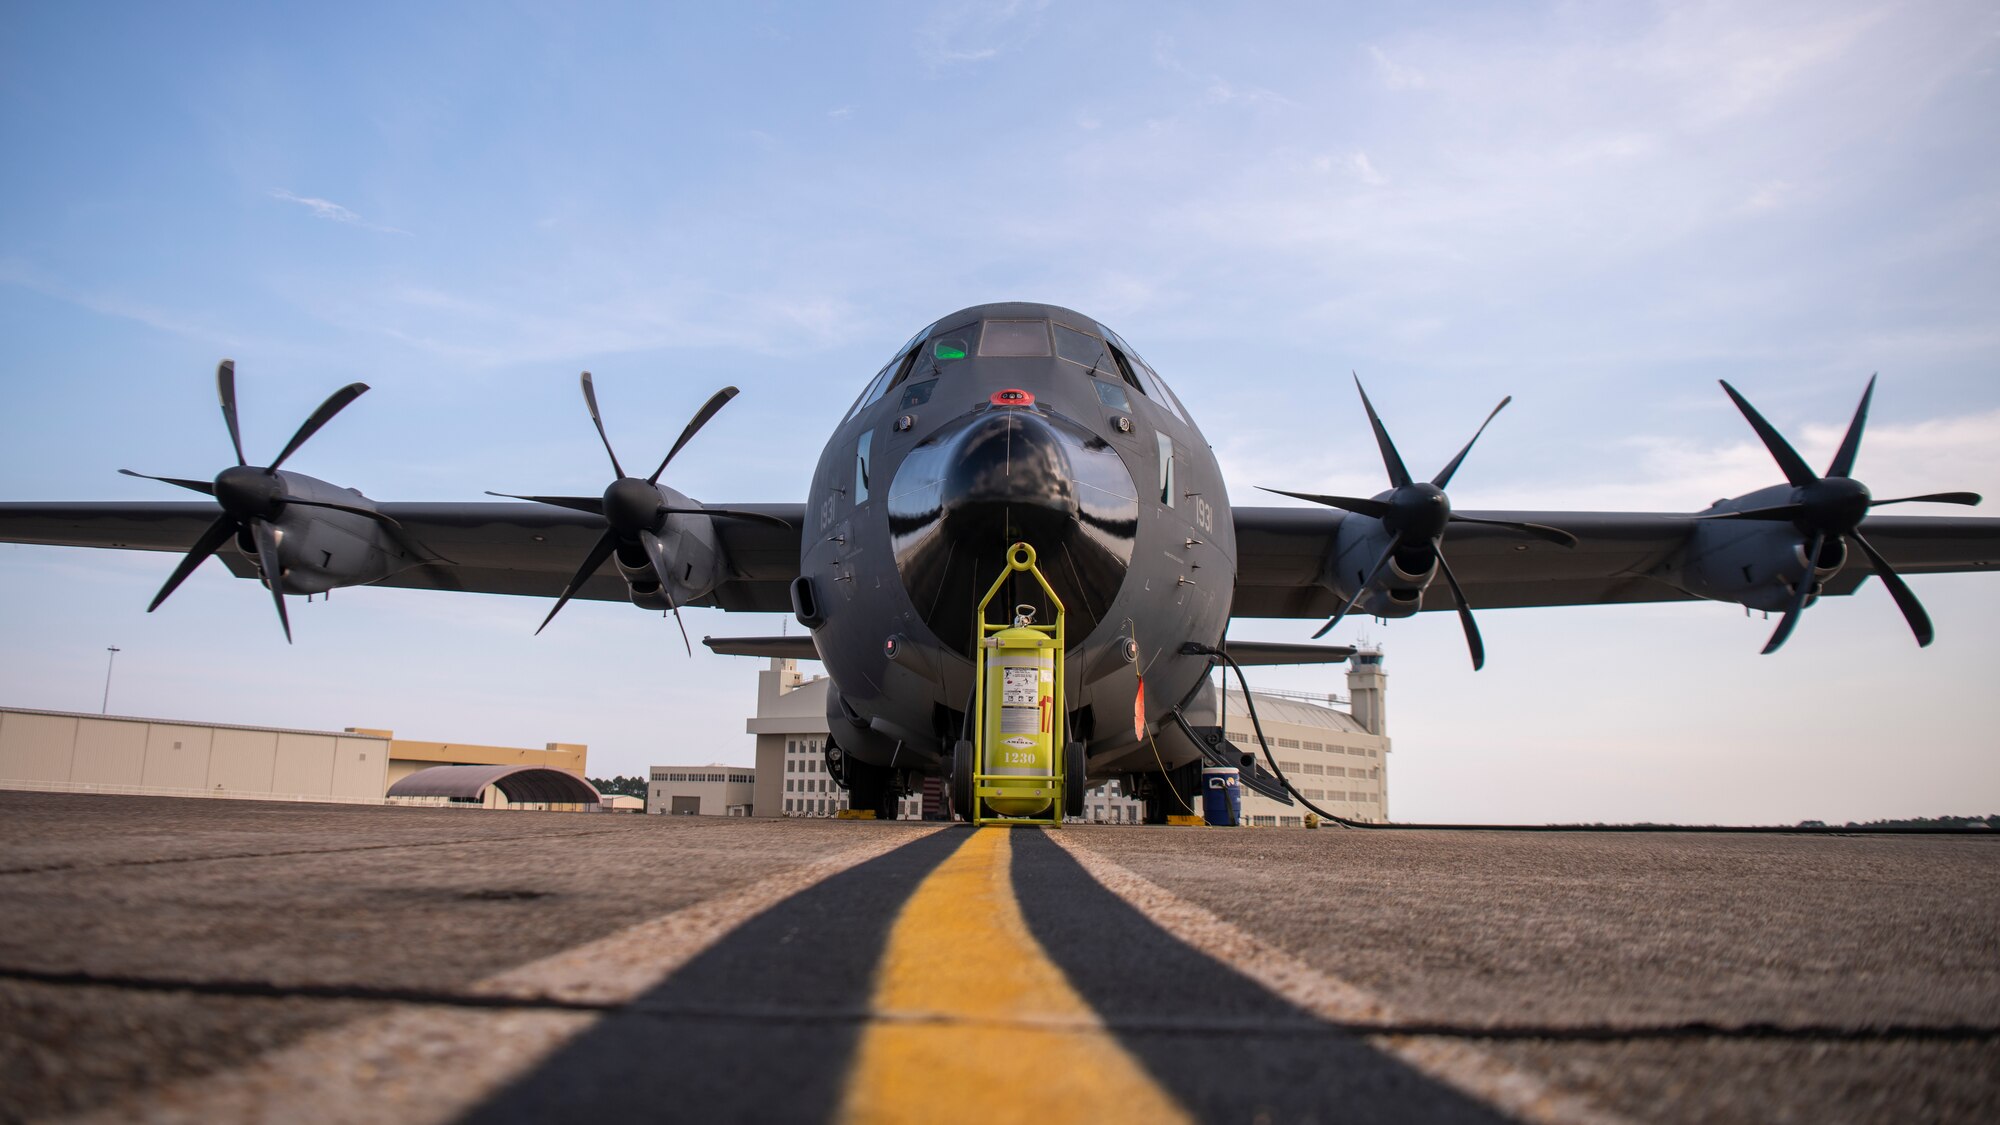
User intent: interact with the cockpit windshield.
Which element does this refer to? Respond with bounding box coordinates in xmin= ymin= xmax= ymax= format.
xmin=979 ymin=320 xmax=1052 ymax=357
xmin=845 ymin=313 xmax=1193 ymax=428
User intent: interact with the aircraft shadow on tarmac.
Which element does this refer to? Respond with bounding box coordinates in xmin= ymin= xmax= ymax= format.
xmin=462 ymin=829 xmax=1511 ymax=1124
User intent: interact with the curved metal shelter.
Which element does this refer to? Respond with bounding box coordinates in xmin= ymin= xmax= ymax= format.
xmin=386 ymin=764 xmax=601 ymax=804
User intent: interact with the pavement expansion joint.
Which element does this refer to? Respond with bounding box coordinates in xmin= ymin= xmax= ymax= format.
xmin=0 ymin=827 xmax=631 ymax=877
xmin=19 ymin=965 xmax=1989 ymax=1046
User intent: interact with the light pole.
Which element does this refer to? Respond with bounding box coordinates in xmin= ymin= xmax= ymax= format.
xmin=101 ymin=646 xmax=121 ymax=714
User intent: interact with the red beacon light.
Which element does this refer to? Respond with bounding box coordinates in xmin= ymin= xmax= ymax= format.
xmin=990 ymin=388 xmax=1035 ymax=407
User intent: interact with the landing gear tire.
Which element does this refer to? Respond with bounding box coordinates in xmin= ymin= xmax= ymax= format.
xmin=950 ymin=740 xmax=974 ymax=822
xmin=1142 ymin=760 xmax=1202 ymax=824
xmin=841 ymin=754 xmax=901 ymax=821
xmin=1063 ymin=740 xmax=1087 ymax=819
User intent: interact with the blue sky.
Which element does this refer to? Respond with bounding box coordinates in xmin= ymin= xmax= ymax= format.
xmin=3 ymin=1 xmax=1997 ymax=823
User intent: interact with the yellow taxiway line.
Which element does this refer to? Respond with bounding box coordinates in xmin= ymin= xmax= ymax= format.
xmin=839 ymin=828 xmax=1191 ymax=1124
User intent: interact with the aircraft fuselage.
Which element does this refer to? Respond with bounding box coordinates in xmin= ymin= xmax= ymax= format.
xmin=799 ymin=302 xmax=1233 ymax=785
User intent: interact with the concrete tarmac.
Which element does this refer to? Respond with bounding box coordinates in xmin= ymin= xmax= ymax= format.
xmin=0 ymin=790 xmax=1994 ymax=1123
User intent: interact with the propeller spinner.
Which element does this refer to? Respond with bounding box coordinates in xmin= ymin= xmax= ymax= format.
xmin=1263 ymin=376 xmax=1575 ymax=670
xmin=1707 ymin=375 xmax=1981 ymax=653
xmin=121 ymin=360 xmax=392 ymax=642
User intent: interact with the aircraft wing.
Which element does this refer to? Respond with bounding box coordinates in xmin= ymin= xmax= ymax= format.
xmin=0 ymin=500 xmax=806 ymax=612
xmin=1229 ymin=506 xmax=2000 ymax=618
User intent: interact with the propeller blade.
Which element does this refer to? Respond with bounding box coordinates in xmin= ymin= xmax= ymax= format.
xmin=636 ymin=529 xmax=675 ymax=596
xmin=1719 ymin=380 xmax=1818 ymax=488
xmin=1869 ymin=491 xmax=1982 ymax=509
xmin=1826 ymin=373 xmax=1875 ymax=480
xmin=650 ymin=386 xmax=741 ymax=484
xmin=1255 ymin=487 xmax=1391 ymax=519
xmin=668 ymin=604 xmax=692 ymax=655
xmin=267 ymin=383 xmax=369 ymax=473
xmin=282 ymin=497 xmax=404 ymax=530
xmin=247 ymin=519 xmax=292 ymax=643
xmin=535 ymin=530 xmax=619 ymax=635
xmin=659 ymin=506 xmax=795 ymax=528
xmin=1852 ymin=532 xmax=1935 ymax=648
xmin=1353 ymin=376 xmax=1413 ymax=488
xmin=1446 ymin=514 xmax=1579 ymax=548
xmin=146 ymin=514 xmax=239 ymax=612
xmin=639 ymin=530 xmax=694 ymax=656
xmin=120 ymin=469 xmax=215 ymax=495
xmin=216 ymin=360 xmax=247 ymax=467
xmin=1761 ymin=531 xmax=1824 ymax=655
xmin=485 ymin=491 xmax=606 ymax=515
xmin=1432 ymin=396 xmax=1512 ymax=490
xmin=1434 ymin=550 xmax=1485 ymax=671
xmin=1695 ymin=504 xmax=1805 ymax=522
xmin=1314 ymin=538 xmax=1398 ymax=639
xmin=579 ymin=372 xmax=626 ymax=479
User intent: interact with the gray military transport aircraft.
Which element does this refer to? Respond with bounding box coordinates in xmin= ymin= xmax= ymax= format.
xmin=4 ymin=301 xmax=1997 ymax=821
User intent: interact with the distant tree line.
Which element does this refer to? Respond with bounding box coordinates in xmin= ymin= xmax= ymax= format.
xmin=590 ymin=775 xmax=648 ymax=799
xmin=1796 ymin=814 xmax=1996 ymax=830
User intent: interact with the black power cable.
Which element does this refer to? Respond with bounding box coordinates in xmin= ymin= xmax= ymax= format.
xmin=1182 ymin=642 xmax=1993 ymax=836
xmin=1185 ymin=642 xmax=1365 ymax=829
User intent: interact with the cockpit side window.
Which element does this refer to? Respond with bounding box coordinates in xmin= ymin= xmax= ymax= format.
xmin=980 ymin=320 xmax=1053 ymax=357
xmin=1105 ymin=343 xmax=1147 ymax=395
xmin=928 ymin=321 xmax=978 ymax=367
xmin=1053 ymin=323 xmax=1111 ymax=372
xmin=844 ymin=361 xmax=897 ymax=423
xmin=844 ymin=325 xmax=933 ymax=423
xmin=1134 ymin=358 xmax=1191 ymax=426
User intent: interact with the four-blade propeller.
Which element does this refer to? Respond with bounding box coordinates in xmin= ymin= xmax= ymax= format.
xmin=1263 ymin=376 xmax=1576 ymax=670
xmin=121 ymin=360 xmax=389 ymax=643
xmin=493 ymin=372 xmax=788 ymax=651
xmin=1707 ymin=375 xmax=1981 ymax=653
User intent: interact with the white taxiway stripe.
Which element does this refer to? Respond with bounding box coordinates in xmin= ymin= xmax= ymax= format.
xmin=1046 ymin=832 xmax=1636 ymax=1125
xmin=66 ymin=827 xmax=945 ymax=1125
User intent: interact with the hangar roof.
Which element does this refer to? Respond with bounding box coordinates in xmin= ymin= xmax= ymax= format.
xmin=386 ymin=764 xmax=601 ymax=804
xmin=1221 ymin=690 xmax=1369 ymax=735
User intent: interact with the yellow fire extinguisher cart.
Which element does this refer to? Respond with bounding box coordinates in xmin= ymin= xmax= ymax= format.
xmin=970 ymin=542 xmax=1066 ymax=827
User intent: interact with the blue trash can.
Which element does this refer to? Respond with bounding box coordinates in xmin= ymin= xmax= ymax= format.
xmin=1201 ymin=766 xmax=1241 ymax=826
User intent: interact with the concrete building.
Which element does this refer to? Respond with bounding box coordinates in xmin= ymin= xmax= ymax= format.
xmin=648 ymin=765 xmax=756 ymax=816
xmin=738 ymin=648 xmax=1392 ymax=825
xmin=745 ymin=659 xmax=927 ymax=819
xmin=0 ymin=706 xmax=591 ymax=807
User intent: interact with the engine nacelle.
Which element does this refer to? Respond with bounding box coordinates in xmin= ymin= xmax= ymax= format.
xmin=1674 ymin=518 xmax=1846 ymax=614
xmin=1322 ymin=520 xmax=1438 ymax=620
xmin=614 ymin=543 xmax=672 ymax=610
xmin=245 ymin=475 xmax=415 ymax=595
xmin=613 ymin=495 xmax=730 ymax=612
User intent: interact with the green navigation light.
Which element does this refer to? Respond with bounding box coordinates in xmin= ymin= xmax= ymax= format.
xmin=935 ymin=342 xmax=967 ymax=360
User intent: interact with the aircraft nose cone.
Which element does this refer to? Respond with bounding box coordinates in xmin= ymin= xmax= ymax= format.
xmin=887 ymin=406 xmax=1139 ymax=652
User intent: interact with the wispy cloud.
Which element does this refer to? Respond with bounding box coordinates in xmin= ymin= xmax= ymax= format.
xmin=1153 ymin=35 xmax=1293 ymax=107
xmin=270 ymin=189 xmax=408 ymax=235
xmin=916 ymin=0 xmax=1049 ymax=71
xmin=1368 ymin=44 xmax=1426 ymax=90
xmin=0 ymin=256 xmax=250 ymax=347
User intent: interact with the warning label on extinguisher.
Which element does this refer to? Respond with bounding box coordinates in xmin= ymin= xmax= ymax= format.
xmin=1001 ymin=668 xmax=1038 ymax=706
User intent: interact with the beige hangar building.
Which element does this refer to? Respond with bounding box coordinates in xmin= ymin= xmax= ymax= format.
xmin=0 ymin=706 xmax=595 ymax=809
